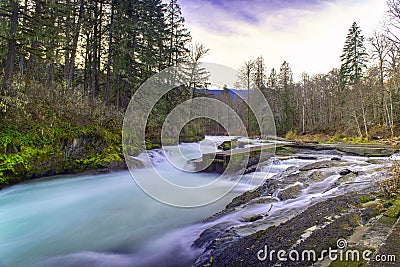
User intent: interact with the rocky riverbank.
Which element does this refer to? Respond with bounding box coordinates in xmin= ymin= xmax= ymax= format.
xmin=192 ymin=147 xmax=399 ymax=267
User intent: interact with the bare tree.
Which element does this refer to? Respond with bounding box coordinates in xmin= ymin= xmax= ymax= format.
xmin=385 ymin=0 xmax=400 ymax=45
xmin=188 ymin=42 xmax=210 ymax=63
xmin=235 ymin=60 xmax=255 ymax=131
xmin=369 ymin=31 xmax=391 ymax=130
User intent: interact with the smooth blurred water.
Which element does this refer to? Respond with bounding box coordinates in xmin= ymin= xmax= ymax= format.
xmin=2 ymin=137 xmax=341 ymax=267
xmin=0 ymin=139 xmax=271 ymax=267
xmin=0 ymin=170 xmax=246 ymax=266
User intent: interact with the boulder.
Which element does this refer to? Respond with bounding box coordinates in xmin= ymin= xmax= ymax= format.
xmin=277 ymin=183 xmax=304 ymax=201
xmin=240 ymin=214 xmax=263 ymax=222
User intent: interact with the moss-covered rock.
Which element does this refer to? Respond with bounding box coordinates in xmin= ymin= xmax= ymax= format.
xmin=385 ymin=200 xmax=400 ymax=218
xmin=0 ymin=126 xmax=125 ymax=189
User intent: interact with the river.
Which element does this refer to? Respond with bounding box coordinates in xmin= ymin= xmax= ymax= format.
xmin=0 ymin=137 xmax=271 ymax=266
xmin=0 ymin=137 xmax=390 ymax=267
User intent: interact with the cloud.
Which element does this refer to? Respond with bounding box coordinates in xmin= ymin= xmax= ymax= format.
xmin=180 ymin=0 xmax=387 ymax=79
xmin=181 ymin=0 xmax=335 ymax=34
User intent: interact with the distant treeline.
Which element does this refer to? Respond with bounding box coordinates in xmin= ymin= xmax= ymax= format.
xmin=236 ymin=2 xmax=400 ymax=138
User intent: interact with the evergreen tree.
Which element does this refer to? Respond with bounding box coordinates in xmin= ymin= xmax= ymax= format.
xmin=340 ymin=22 xmax=370 ymax=137
xmin=277 ymin=61 xmax=295 ymax=133
xmin=340 ymin=22 xmax=368 ymax=88
xmin=2 ymin=0 xmax=18 ymax=88
xmin=165 ymin=0 xmax=191 ymax=66
xmin=252 ymin=55 xmax=266 ymax=89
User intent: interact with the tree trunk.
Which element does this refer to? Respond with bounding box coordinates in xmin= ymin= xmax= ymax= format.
xmin=66 ymin=0 xmax=85 ymax=91
xmin=357 ymin=86 xmax=369 ymax=138
xmin=63 ymin=0 xmax=71 ymax=81
xmin=97 ymin=2 xmax=102 ymax=95
xmin=105 ymin=0 xmax=114 ymax=105
xmin=3 ymin=0 xmax=18 ymax=89
xmin=27 ymin=0 xmax=42 ymax=80
xmin=353 ymin=111 xmax=362 ymax=136
xmin=91 ymin=3 xmax=98 ymax=103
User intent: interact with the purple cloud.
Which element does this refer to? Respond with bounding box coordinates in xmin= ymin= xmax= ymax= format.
xmin=180 ymin=0 xmax=338 ymax=35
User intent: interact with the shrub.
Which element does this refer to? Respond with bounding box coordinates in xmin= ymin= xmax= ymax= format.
xmin=380 ymin=160 xmax=400 ymax=199
xmin=285 ymin=130 xmax=297 ymax=140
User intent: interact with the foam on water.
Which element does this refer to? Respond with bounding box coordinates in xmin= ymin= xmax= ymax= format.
xmin=0 ymin=138 xmax=391 ymax=266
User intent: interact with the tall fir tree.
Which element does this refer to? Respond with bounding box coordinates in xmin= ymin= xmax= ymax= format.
xmin=278 ymin=61 xmax=295 ymax=134
xmin=165 ymin=0 xmax=191 ymax=66
xmin=340 ymin=22 xmax=368 ymax=88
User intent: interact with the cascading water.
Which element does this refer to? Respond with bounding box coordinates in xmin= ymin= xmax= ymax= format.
xmin=0 ymin=137 xmax=390 ymax=267
xmin=0 ymin=138 xmax=270 ymax=267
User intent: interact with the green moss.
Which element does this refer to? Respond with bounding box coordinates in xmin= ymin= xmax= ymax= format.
xmin=331 ymin=133 xmax=346 ymax=142
xmin=179 ymin=135 xmax=203 ymax=143
xmin=285 ymin=130 xmax=297 ymax=140
xmin=358 ymin=195 xmax=376 ymax=204
xmin=384 ymin=200 xmax=400 ymax=218
xmin=218 ymin=141 xmax=232 ymax=150
xmin=145 ymin=140 xmax=161 ymax=150
xmin=377 ymin=213 xmax=398 ymax=226
xmin=276 ymin=146 xmax=292 ymax=152
xmin=0 ymin=123 xmax=123 ymax=189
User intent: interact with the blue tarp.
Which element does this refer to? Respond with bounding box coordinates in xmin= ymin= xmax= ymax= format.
xmin=195 ymin=88 xmax=248 ymax=100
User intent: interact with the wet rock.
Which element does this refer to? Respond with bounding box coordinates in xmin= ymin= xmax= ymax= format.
xmin=277 ymin=183 xmax=304 ymax=201
xmin=246 ymin=155 xmax=260 ymax=167
xmin=331 ymin=156 xmax=342 ymax=161
xmin=299 ymin=160 xmax=336 ymax=171
xmin=240 ymin=214 xmax=263 ymax=222
xmin=244 ymin=165 xmax=257 ymax=174
xmin=218 ymin=140 xmax=232 ymax=150
xmin=367 ymin=158 xmax=387 ymax=164
xmin=298 ymin=155 xmax=318 ymax=160
xmin=126 ymin=156 xmax=145 ymax=169
xmin=272 ymin=158 xmax=281 ymax=164
xmin=194 ymin=195 xmax=363 ymax=267
xmin=249 ymin=197 xmax=278 ymax=205
xmin=339 ymin=168 xmax=358 ymax=176
xmin=339 ymin=168 xmax=352 ymax=175
xmin=193 ymin=147 xmax=394 ymax=267
xmin=225 ymin=190 xmax=260 ymax=210
xmin=305 ymin=170 xmax=323 ymax=185
xmin=192 ymin=221 xmax=237 ymax=249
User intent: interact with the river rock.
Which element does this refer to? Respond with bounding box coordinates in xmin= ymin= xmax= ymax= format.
xmin=339 ymin=168 xmax=358 ymax=176
xmin=240 ymin=214 xmax=263 ymax=222
xmin=277 ymin=183 xmax=304 ymax=201
xmin=194 ymin=195 xmax=369 ymax=267
xmin=225 ymin=190 xmax=260 ymax=210
xmin=218 ymin=140 xmax=232 ymax=150
xmin=298 ymin=155 xmax=318 ymax=160
xmin=192 ymin=221 xmax=237 ymax=249
xmin=249 ymin=197 xmax=278 ymax=205
xmin=299 ymin=160 xmax=333 ymax=171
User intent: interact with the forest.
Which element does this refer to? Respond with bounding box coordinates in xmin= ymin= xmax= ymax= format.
xmin=1 ymin=0 xmax=400 ymax=187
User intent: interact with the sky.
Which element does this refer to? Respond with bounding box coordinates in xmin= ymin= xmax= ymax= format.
xmin=180 ymin=0 xmax=388 ymax=80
